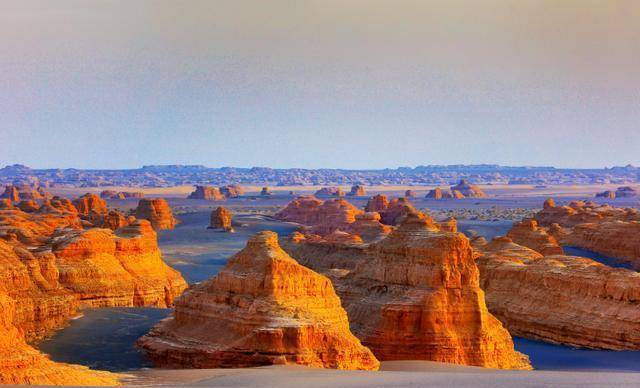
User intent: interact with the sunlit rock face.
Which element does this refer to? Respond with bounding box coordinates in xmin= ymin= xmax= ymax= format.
xmin=285 ymin=214 xmax=530 ymax=370
xmin=73 ymin=193 xmax=108 ymax=216
xmin=506 ymin=218 xmax=563 ymax=256
xmin=476 ymin=237 xmax=640 ymax=350
xmin=138 ymin=231 xmax=380 ymax=371
xmin=220 ymin=184 xmax=244 ymax=198
xmin=188 ymin=185 xmax=224 ymax=200
xmin=275 ymin=196 xmax=390 ymax=243
xmin=209 ymin=206 xmax=233 ymax=232
xmin=135 ymin=198 xmax=178 ymax=230
xmin=0 ymin=289 xmax=119 ymax=386
xmin=535 ymin=199 xmax=640 ymax=268
xmin=364 ymin=194 xmax=389 ymax=212
xmin=314 ymin=187 xmax=345 ymax=197
xmin=450 ymin=179 xmax=486 ymax=198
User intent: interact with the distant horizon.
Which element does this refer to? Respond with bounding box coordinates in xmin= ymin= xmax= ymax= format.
xmin=2 ymin=162 xmax=638 ymax=172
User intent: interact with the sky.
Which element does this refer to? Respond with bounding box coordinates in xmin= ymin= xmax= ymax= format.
xmin=1 ymin=0 xmax=639 ymax=169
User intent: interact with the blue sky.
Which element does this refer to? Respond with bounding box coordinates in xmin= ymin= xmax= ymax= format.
xmin=1 ymin=1 xmax=639 ymax=169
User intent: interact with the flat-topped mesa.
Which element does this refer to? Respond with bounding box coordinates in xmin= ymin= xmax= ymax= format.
xmin=260 ymin=186 xmax=272 ymax=196
xmin=51 ymin=220 xmax=186 ymax=307
xmin=347 ymin=185 xmax=366 ymax=196
xmin=135 ymin=198 xmax=178 ymax=230
xmin=137 ymin=231 xmax=379 ymax=370
xmin=0 ymin=289 xmax=119 ymax=386
xmin=188 ymin=185 xmax=224 ymax=200
xmin=476 ymin=238 xmax=640 ymax=350
xmin=364 ymin=194 xmax=389 ymax=212
xmin=324 ymin=213 xmax=529 ymax=369
xmin=534 ymin=198 xmax=640 ymax=268
xmin=506 ymin=218 xmax=563 ymax=256
xmin=209 ymin=206 xmax=234 ymax=232
xmin=219 ymin=184 xmax=244 ymax=198
xmin=451 ymin=179 xmax=487 ymax=198
xmin=314 ymin=186 xmax=345 ymax=197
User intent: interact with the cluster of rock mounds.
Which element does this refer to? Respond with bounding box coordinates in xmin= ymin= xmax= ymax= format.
xmin=314 ymin=186 xmax=345 ymax=197
xmin=188 ymin=184 xmax=245 ymax=200
xmin=275 ymin=195 xmax=397 ymax=243
xmin=1 ymin=184 xmax=51 ymax=202
xmin=347 ymin=185 xmax=366 ymax=196
xmin=100 ymin=190 xmax=144 ymax=199
xmin=595 ymin=186 xmax=638 ymax=199
xmin=426 ymin=179 xmax=487 ymax=199
xmin=534 ymin=198 xmax=640 ymax=269
xmin=138 ymin=231 xmax=380 ymax=370
xmin=282 ymin=213 xmax=530 ymax=369
xmin=0 ymin=195 xmax=187 ymax=385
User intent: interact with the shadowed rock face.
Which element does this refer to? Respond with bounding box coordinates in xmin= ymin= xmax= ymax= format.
xmin=476 ymin=237 xmax=640 ymax=350
xmin=209 ymin=206 xmax=233 ymax=232
xmin=364 ymin=194 xmax=389 ymax=213
xmin=535 ymin=199 xmax=640 ymax=268
xmin=188 ymin=185 xmax=224 ymax=200
xmin=220 ymin=184 xmax=244 ymax=198
xmin=100 ymin=190 xmax=144 ymax=199
xmin=260 ymin=186 xmax=272 ymax=196
xmin=314 ymin=187 xmax=345 ymax=197
xmin=135 ymin=198 xmax=178 ymax=230
xmin=1 ymin=185 xmax=20 ymax=202
xmin=285 ymin=214 xmax=530 ymax=370
xmin=450 ymin=179 xmax=486 ymax=198
xmin=73 ymin=193 xmax=108 ymax=216
xmin=138 ymin=231 xmax=380 ymax=371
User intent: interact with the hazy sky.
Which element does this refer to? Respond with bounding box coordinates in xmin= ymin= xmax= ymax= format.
xmin=1 ymin=0 xmax=639 ymax=169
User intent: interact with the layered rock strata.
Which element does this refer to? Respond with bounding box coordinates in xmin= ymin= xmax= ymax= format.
xmin=209 ymin=206 xmax=233 ymax=232
xmin=135 ymin=198 xmax=178 ymax=230
xmin=137 ymin=231 xmax=379 ymax=370
xmin=188 ymin=186 xmax=224 ymax=201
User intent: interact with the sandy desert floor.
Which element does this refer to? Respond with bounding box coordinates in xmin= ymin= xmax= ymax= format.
xmin=122 ymin=362 xmax=640 ymax=387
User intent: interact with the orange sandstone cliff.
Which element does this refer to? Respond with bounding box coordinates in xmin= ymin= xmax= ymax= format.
xmin=137 ymin=231 xmax=379 ymax=370
xmin=135 ymin=198 xmax=178 ymax=230
xmin=476 ymin=237 xmax=640 ymax=350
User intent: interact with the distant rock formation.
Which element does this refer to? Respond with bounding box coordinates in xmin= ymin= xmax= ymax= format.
xmin=135 ymin=198 xmax=178 ymax=230
xmin=0 ymin=185 xmax=50 ymax=202
xmin=615 ymin=186 xmax=638 ymax=198
xmin=274 ymin=196 xmax=323 ymax=225
xmin=404 ymin=189 xmax=416 ymax=197
xmin=506 ymin=219 xmax=564 ymax=256
xmin=476 ymin=237 xmax=640 ymax=350
xmin=1 ymin=185 xmax=19 ymax=202
xmin=378 ymin=197 xmax=418 ymax=225
xmin=220 ymin=184 xmax=244 ymax=198
xmin=260 ymin=186 xmax=272 ymax=196
xmin=17 ymin=200 xmax=39 ymax=213
xmin=137 ymin=231 xmax=379 ymax=370
xmin=73 ymin=193 xmax=108 ymax=216
xmin=208 ymin=206 xmax=233 ymax=232
xmin=100 ymin=190 xmax=144 ymax=199
xmin=187 ymin=186 xmax=224 ymax=201
xmin=96 ymin=210 xmax=132 ymax=230
xmin=347 ymin=185 xmax=366 ymax=196
xmin=451 ymin=179 xmax=486 ymax=198
xmin=314 ymin=187 xmax=345 ymax=197
xmin=595 ymin=190 xmax=616 ymax=199
xmin=364 ymin=194 xmax=389 ymax=212
xmin=284 ymin=214 xmax=530 ymax=369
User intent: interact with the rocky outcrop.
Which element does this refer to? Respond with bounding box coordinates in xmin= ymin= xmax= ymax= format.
xmin=260 ymin=186 xmax=272 ymax=196
xmin=311 ymin=199 xmax=363 ymax=235
xmin=364 ymin=194 xmax=389 ymax=212
xmin=17 ymin=200 xmax=39 ymax=213
xmin=595 ymin=190 xmax=616 ymax=198
xmin=285 ymin=214 xmax=530 ymax=369
xmin=209 ymin=206 xmax=233 ymax=232
xmin=97 ymin=210 xmax=132 ymax=230
xmin=0 ymin=199 xmax=13 ymax=209
xmin=100 ymin=190 xmax=144 ymax=199
xmin=220 ymin=184 xmax=244 ymax=198
xmin=347 ymin=185 xmax=366 ymax=196
xmin=314 ymin=187 xmax=345 ymax=197
xmin=1 ymin=185 xmax=20 ymax=202
xmin=615 ymin=186 xmax=638 ymax=198
xmin=404 ymin=190 xmax=416 ymax=197
xmin=188 ymin=186 xmax=224 ymax=201
xmin=534 ymin=199 xmax=640 ymax=268
xmin=73 ymin=193 xmax=108 ymax=216
xmin=349 ymin=212 xmax=392 ymax=242
xmin=379 ymin=197 xmax=418 ymax=225
xmin=451 ymin=179 xmax=486 ymax=198
xmin=476 ymin=237 xmax=640 ymax=350
xmin=274 ymin=196 xmax=323 ymax=225
xmin=137 ymin=231 xmax=379 ymax=370
xmin=506 ymin=219 xmax=563 ymax=255
xmin=135 ymin=198 xmax=178 ymax=230
xmin=0 ymin=288 xmax=119 ymax=386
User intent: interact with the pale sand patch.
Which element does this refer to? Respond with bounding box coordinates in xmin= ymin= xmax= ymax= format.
xmin=122 ymin=362 xmax=639 ymax=387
